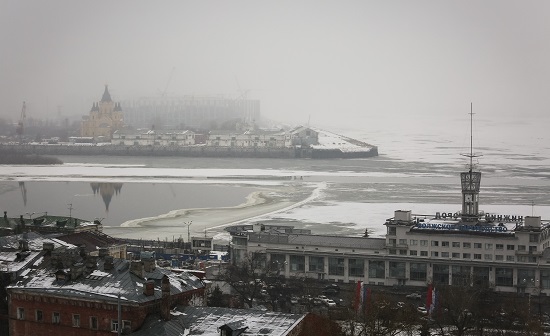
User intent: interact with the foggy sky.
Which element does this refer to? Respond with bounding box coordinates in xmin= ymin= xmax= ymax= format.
xmin=1 ymin=0 xmax=549 ymax=129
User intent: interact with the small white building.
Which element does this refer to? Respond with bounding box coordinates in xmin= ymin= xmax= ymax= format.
xmin=206 ymin=130 xmax=287 ymax=148
xmin=112 ymin=130 xmax=196 ymax=146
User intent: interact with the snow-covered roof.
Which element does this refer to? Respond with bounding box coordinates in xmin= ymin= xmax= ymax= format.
xmin=248 ymin=232 xmax=385 ymax=250
xmin=133 ymin=306 xmax=306 ymax=336
xmin=0 ymin=251 xmax=43 ymax=274
xmin=0 ymin=232 xmax=76 ymax=251
xmin=7 ymin=258 xmax=204 ymax=304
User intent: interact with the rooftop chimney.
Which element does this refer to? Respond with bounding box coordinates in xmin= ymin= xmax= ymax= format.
xmin=79 ymin=245 xmax=87 ymax=258
xmin=18 ymin=239 xmax=29 ymax=251
xmin=85 ymin=255 xmax=97 ymax=273
xmin=161 ymin=275 xmax=171 ymax=321
xmin=143 ymin=258 xmax=156 ymax=272
xmin=98 ymin=247 xmax=109 ymax=258
xmin=70 ymin=262 xmax=84 ymax=280
xmin=143 ymin=279 xmax=155 ymax=296
xmin=104 ymin=256 xmax=114 ymax=271
xmin=130 ymin=260 xmax=144 ymax=278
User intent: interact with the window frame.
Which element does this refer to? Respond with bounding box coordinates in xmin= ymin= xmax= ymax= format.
xmin=52 ymin=312 xmax=60 ymax=324
xmin=90 ymin=316 xmax=98 ymax=330
xmin=17 ymin=307 xmax=24 ymax=320
xmin=36 ymin=309 xmax=43 ymax=322
xmin=111 ymin=319 xmax=119 ymax=332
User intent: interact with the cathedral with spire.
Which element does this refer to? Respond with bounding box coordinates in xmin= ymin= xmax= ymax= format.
xmin=80 ymin=85 xmax=124 ymax=141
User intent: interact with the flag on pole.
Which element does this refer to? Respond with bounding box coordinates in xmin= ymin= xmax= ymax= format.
xmin=354 ymin=281 xmax=363 ymax=312
xmin=426 ymin=284 xmax=433 ymax=312
xmin=426 ymin=284 xmax=437 ymax=315
xmin=429 ymin=287 xmax=437 ymax=315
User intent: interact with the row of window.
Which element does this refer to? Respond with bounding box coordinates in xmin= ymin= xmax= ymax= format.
xmin=392 ymin=238 xmax=537 ymax=252
xmin=270 ymin=254 xmax=550 ymax=287
xmin=118 ymin=135 xmax=192 ymax=140
xmin=391 ymin=250 xmax=537 ymax=262
xmin=16 ymin=308 xmax=130 ymax=332
xmin=388 ymin=227 xmax=540 ymax=242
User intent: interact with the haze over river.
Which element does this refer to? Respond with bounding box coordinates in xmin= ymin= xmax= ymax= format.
xmin=2 ymin=117 xmax=550 ymax=243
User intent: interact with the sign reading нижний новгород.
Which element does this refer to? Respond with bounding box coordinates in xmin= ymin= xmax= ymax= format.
xmin=434 ymin=212 xmax=523 ymax=222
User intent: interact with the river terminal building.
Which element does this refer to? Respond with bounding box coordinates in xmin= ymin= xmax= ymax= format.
xmin=228 ymin=159 xmax=550 ymax=295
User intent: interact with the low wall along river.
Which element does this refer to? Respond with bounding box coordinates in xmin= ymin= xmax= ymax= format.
xmin=0 ymin=143 xmax=378 ymax=159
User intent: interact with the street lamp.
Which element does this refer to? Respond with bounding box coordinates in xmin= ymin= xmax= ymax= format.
xmin=25 ymin=212 xmax=35 ymax=220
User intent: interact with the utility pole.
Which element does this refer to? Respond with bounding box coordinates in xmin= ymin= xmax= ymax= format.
xmin=117 ymin=293 xmax=122 ymax=336
xmin=184 ymin=221 xmax=192 ymax=251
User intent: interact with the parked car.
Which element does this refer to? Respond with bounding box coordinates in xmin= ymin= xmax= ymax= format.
xmin=324 ymin=299 xmax=337 ymax=307
xmin=406 ymin=292 xmax=422 ymax=299
xmin=324 ymin=284 xmax=340 ymax=291
xmin=323 ymin=288 xmax=339 ymax=295
xmin=417 ymin=306 xmax=428 ymax=315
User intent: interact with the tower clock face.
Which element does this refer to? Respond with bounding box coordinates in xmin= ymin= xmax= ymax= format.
xmin=465 ymin=194 xmax=473 ymax=202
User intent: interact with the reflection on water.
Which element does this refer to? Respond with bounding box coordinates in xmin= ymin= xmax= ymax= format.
xmin=0 ymin=181 xmax=259 ymax=227
xmin=19 ymin=182 xmax=27 ymax=206
xmin=90 ymin=182 xmax=124 ymax=211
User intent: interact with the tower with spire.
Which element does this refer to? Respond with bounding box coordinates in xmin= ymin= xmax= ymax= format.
xmin=460 ymin=104 xmax=482 ymax=223
xmin=80 ymin=85 xmax=124 ymax=141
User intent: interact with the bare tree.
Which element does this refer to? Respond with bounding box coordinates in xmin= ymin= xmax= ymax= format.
xmin=341 ymin=293 xmax=419 ymax=336
xmin=218 ymin=252 xmax=269 ymax=308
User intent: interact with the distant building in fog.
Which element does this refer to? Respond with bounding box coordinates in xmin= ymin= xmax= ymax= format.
xmin=112 ymin=129 xmax=198 ymax=147
xmin=80 ymin=86 xmax=124 ymax=141
xmin=121 ymin=96 xmax=260 ymax=129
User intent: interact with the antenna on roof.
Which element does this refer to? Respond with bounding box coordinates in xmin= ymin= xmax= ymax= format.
xmin=461 ymin=102 xmax=482 ymax=172
xmin=459 ymin=103 xmax=483 ymax=222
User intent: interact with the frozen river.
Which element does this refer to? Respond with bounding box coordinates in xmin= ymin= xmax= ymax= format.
xmin=2 ymin=116 xmax=550 ymax=243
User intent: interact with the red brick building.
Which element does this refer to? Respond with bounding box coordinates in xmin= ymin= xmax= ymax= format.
xmin=7 ymin=251 xmax=205 ymax=336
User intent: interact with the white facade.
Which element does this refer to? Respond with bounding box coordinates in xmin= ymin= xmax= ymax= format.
xmin=205 ymin=126 xmax=321 ymax=149
xmin=206 ymin=131 xmax=288 ymax=148
xmin=112 ymin=130 xmax=196 ymax=146
xmin=229 ymin=213 xmax=550 ymax=295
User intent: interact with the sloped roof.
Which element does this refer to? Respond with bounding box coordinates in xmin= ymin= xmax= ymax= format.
xmin=133 ymin=306 xmax=306 ymax=336
xmin=0 ymin=232 xmax=75 ymax=251
xmin=7 ymin=258 xmax=204 ymax=304
xmin=55 ymin=231 xmax=124 ymax=253
xmin=0 ymin=250 xmax=43 ymax=274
